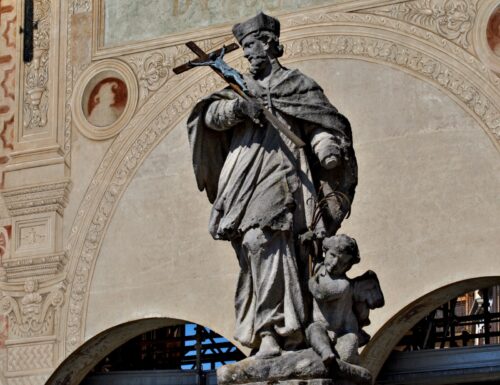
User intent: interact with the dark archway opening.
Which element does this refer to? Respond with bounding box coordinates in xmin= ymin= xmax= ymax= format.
xmin=377 ymin=284 xmax=500 ymax=385
xmin=46 ymin=318 xmax=244 ymax=385
xmin=81 ymin=322 xmax=244 ymax=385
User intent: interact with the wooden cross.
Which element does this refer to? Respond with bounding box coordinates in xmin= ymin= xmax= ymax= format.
xmin=173 ymin=42 xmax=240 ymax=75
xmin=173 ymin=41 xmax=305 ymax=147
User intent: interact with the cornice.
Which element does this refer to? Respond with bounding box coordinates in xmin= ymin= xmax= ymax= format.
xmin=2 ymin=180 xmax=72 ymax=217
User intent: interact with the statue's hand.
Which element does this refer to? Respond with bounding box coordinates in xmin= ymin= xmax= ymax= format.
xmin=234 ymin=98 xmax=263 ymax=125
xmin=311 ymin=132 xmax=343 ymax=169
xmin=299 ymin=230 xmax=315 ymax=245
xmin=317 ymin=143 xmax=341 ymax=170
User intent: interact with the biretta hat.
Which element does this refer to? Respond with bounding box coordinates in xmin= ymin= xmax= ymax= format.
xmin=232 ymin=12 xmax=280 ymax=44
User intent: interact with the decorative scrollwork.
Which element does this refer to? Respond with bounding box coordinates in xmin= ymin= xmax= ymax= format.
xmin=124 ymin=36 xmax=235 ymax=106
xmin=23 ymin=0 xmax=51 ymax=132
xmin=365 ymin=0 xmax=478 ymax=50
xmin=1 ymin=279 xmax=66 ymax=339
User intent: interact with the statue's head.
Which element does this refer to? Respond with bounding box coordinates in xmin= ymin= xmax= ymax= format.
xmin=233 ymin=12 xmax=284 ymax=75
xmin=322 ymin=234 xmax=360 ymax=275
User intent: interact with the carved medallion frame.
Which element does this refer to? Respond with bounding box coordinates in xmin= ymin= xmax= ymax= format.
xmin=72 ymin=59 xmax=138 ymax=140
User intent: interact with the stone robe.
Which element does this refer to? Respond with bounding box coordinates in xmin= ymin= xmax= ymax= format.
xmin=187 ymin=66 xmax=357 ymax=348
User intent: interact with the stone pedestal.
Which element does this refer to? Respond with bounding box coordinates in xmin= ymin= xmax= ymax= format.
xmin=217 ymin=348 xmax=372 ymax=385
xmin=237 ymin=380 xmax=333 ymax=385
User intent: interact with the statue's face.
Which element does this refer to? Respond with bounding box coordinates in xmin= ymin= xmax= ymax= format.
xmin=324 ymin=250 xmax=338 ymax=274
xmin=324 ymin=248 xmax=354 ymax=275
xmin=241 ymin=32 xmax=272 ymax=76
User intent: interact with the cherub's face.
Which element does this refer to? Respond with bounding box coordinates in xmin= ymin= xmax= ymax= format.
xmin=324 ymin=248 xmax=356 ymax=275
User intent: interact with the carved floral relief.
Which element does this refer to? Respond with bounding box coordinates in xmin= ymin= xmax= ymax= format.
xmin=23 ymin=0 xmax=51 ymax=132
xmin=125 ymin=36 xmax=235 ymax=106
xmin=0 ymin=279 xmax=66 ymax=339
xmin=366 ymin=0 xmax=478 ymax=50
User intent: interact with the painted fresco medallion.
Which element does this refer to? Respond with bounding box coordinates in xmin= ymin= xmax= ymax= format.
xmin=73 ymin=60 xmax=138 ymax=140
xmin=487 ymin=6 xmax=500 ymax=57
xmin=84 ymin=77 xmax=128 ymax=127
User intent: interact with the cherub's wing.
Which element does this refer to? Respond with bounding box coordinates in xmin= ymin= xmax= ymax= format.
xmin=352 ymin=270 xmax=384 ymax=327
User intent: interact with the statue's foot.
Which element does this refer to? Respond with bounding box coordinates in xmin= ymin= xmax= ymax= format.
xmin=255 ymin=333 xmax=281 ymax=359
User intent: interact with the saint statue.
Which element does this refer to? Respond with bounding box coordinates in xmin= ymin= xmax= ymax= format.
xmin=187 ymin=12 xmax=357 ymax=359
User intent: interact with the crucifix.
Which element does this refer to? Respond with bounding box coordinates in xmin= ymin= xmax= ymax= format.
xmin=173 ymin=41 xmax=306 ymax=147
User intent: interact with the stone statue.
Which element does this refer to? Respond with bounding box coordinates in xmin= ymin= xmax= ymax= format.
xmin=186 ymin=11 xmax=380 ymax=385
xmin=307 ymin=235 xmax=384 ymax=367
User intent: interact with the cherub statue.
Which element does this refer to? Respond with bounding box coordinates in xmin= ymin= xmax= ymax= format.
xmin=306 ymin=234 xmax=384 ymax=366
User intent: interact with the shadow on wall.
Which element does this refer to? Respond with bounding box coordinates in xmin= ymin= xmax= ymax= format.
xmin=362 ymin=276 xmax=500 ymax=378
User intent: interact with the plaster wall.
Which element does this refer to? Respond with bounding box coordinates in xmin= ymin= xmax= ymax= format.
xmin=86 ymin=58 xmax=500 ymax=352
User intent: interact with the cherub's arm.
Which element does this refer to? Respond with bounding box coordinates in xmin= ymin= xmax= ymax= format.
xmin=309 ymin=268 xmax=348 ymax=302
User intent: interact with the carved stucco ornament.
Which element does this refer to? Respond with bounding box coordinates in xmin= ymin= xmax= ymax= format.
xmin=71 ymin=0 xmax=91 ymax=14
xmin=364 ymin=0 xmax=478 ymax=51
xmin=0 ymin=279 xmax=66 ymax=339
xmin=23 ymin=0 xmax=51 ymax=132
xmin=62 ymin=10 xmax=500 ymax=363
xmin=125 ymin=36 xmax=236 ymax=106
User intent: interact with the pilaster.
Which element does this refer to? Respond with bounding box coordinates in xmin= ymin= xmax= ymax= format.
xmin=0 ymin=0 xmax=69 ymax=384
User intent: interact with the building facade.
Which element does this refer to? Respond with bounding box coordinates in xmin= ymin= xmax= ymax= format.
xmin=0 ymin=0 xmax=499 ymax=384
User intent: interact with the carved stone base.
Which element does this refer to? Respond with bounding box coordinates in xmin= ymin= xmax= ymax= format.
xmin=217 ymin=348 xmax=371 ymax=385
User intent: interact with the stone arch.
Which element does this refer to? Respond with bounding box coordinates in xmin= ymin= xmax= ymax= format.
xmin=62 ymin=13 xmax=500 ymax=356
xmin=47 ymin=317 xmax=236 ymax=385
xmin=363 ymin=276 xmax=500 ymax=378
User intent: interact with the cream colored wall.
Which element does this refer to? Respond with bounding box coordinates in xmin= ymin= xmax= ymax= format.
xmin=85 ymin=119 xmax=238 ymax=341
xmin=85 ymin=59 xmax=500 ymax=361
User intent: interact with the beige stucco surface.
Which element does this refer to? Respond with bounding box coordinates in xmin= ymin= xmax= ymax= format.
xmin=63 ymin=134 xmax=112 ymax=243
xmin=85 ymin=58 xmax=500 ymax=350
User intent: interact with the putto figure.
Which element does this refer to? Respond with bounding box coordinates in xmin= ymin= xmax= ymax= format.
xmin=187 ymin=12 xmax=357 ymax=359
xmin=307 ymin=235 xmax=384 ymax=366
